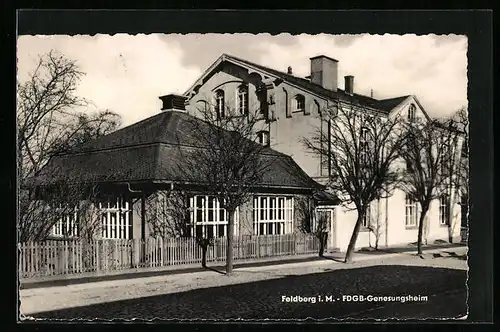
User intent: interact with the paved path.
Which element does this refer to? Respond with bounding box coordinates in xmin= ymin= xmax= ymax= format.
xmin=21 ymin=246 xmax=467 ymax=320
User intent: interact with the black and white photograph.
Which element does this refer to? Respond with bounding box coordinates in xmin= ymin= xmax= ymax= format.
xmin=15 ymin=13 xmax=483 ymax=322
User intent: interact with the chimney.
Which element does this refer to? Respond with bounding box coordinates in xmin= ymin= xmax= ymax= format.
xmin=287 ymin=66 xmax=293 ymax=75
xmin=159 ymin=94 xmax=188 ymax=112
xmin=344 ymin=75 xmax=354 ymax=95
xmin=310 ymin=55 xmax=339 ymax=91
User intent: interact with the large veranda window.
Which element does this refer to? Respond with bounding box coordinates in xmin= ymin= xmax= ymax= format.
xmin=253 ymin=196 xmax=294 ymax=235
xmin=51 ymin=203 xmax=79 ymax=238
xmin=51 ymin=197 xmax=132 ymax=239
xmin=189 ymin=195 xmax=239 ymax=238
xmin=99 ymin=197 xmax=132 ymax=239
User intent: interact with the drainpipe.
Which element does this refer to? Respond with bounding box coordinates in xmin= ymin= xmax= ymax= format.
xmin=126 ymin=182 xmax=142 ymax=193
xmin=124 ymin=181 xmax=175 ymax=240
xmin=123 ymin=182 xmax=145 ymax=240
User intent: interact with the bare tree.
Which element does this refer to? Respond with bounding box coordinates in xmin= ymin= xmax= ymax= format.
xmin=367 ymin=199 xmax=384 ymax=250
xmin=297 ymin=197 xmax=329 ymax=257
xmin=451 ymin=107 xmax=469 ymax=210
xmin=142 ymin=191 xmax=192 ymax=239
xmin=303 ymin=103 xmax=406 ymax=263
xmin=179 ymin=101 xmax=275 ymax=274
xmin=441 ymin=108 xmax=468 ymax=243
xmin=19 ymin=174 xmax=84 ymax=242
xmin=49 ymin=110 xmax=121 ymax=155
xmin=400 ymin=118 xmax=462 ymax=255
xmin=17 ymin=50 xmax=121 ymax=243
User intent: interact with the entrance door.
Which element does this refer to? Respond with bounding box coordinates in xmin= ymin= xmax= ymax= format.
xmin=315 ymin=206 xmax=336 ymax=250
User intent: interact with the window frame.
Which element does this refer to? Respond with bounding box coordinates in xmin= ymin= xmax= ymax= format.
xmin=257 ymin=130 xmax=270 ymax=147
xmin=51 ymin=204 xmax=79 ymax=238
xmin=237 ymin=84 xmax=249 ymax=115
xmin=439 ymin=195 xmax=450 ymax=226
xmin=293 ymin=94 xmax=306 ymax=113
xmin=408 ymin=104 xmax=416 ymax=122
xmin=406 ymin=160 xmax=415 ymax=173
xmin=405 ymin=194 xmax=418 ymax=228
xmin=359 ymin=126 xmax=370 ymax=166
xmin=99 ymin=197 xmax=132 ymax=240
xmin=253 ymin=196 xmax=294 ymax=235
xmin=440 ymin=142 xmax=453 ymax=177
xmin=214 ymin=89 xmax=225 ymax=118
xmin=189 ymin=195 xmax=239 ymax=238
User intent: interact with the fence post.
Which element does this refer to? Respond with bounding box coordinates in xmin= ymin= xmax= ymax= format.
xmin=95 ymin=240 xmax=100 ymax=272
xmin=256 ymin=236 xmax=260 ymax=259
xmin=131 ymin=239 xmax=139 ymax=268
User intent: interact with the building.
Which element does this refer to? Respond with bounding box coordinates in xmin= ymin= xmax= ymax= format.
xmin=182 ymin=54 xmax=463 ymax=250
xmin=33 ymin=53 xmax=463 ymax=252
xmin=33 ymin=96 xmax=326 ymax=242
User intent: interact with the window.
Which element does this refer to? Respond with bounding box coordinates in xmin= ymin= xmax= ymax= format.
xmin=440 ymin=143 xmax=452 ymax=176
xmin=293 ymin=95 xmax=305 ymax=113
xmin=408 ymin=104 xmax=416 ymax=122
xmin=257 ymin=131 xmax=270 ymax=147
xmin=253 ymin=196 xmax=293 ymax=235
xmin=51 ymin=204 xmax=79 ymax=238
xmin=359 ymin=127 xmax=370 ymax=166
xmin=99 ymin=197 xmax=132 ymax=239
xmin=214 ymin=89 xmax=225 ymax=118
xmin=189 ymin=195 xmax=239 ymax=238
xmin=439 ymin=195 xmax=450 ymax=226
xmin=406 ymin=160 xmax=414 ymax=173
xmin=237 ymin=84 xmax=249 ymax=115
xmin=362 ymin=204 xmax=371 ymax=228
xmin=405 ymin=194 xmax=418 ymax=227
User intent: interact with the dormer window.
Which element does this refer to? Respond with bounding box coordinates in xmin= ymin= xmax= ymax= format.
xmin=293 ymin=95 xmax=305 ymax=113
xmin=237 ymin=84 xmax=249 ymax=115
xmin=257 ymin=131 xmax=270 ymax=147
xmin=214 ymin=89 xmax=225 ymax=118
xmin=408 ymin=104 xmax=416 ymax=122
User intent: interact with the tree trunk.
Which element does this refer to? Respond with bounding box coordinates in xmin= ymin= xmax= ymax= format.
xmin=447 ymin=192 xmax=455 ymax=243
xmin=318 ymin=232 xmax=328 ymax=257
xmin=226 ymin=209 xmax=235 ymax=275
xmin=201 ymin=245 xmax=207 ymax=268
xmin=417 ymin=205 xmax=429 ymax=256
xmin=344 ymin=210 xmax=364 ymax=263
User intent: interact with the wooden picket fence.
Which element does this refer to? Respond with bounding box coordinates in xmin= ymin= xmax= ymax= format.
xmin=18 ymin=233 xmax=319 ymax=279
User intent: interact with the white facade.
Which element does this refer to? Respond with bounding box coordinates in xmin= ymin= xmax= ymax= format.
xmin=182 ymin=54 xmax=463 ymax=251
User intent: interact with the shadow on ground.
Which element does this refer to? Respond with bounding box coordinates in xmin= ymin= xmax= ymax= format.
xmin=28 ymin=265 xmax=467 ymax=321
xmin=353 ymin=243 xmax=467 ymax=256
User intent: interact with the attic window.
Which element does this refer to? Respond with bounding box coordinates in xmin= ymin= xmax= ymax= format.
xmin=237 ymin=84 xmax=249 ymax=115
xmin=408 ymin=104 xmax=416 ymax=122
xmin=215 ymin=89 xmax=225 ymax=118
xmin=257 ymin=131 xmax=270 ymax=147
xmin=293 ymin=95 xmax=305 ymax=113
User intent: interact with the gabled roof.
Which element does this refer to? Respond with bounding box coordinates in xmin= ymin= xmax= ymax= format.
xmin=34 ymin=111 xmax=321 ymax=192
xmin=184 ymin=53 xmax=412 ymax=114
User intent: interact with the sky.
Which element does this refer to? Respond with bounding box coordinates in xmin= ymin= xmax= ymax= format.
xmin=17 ymin=33 xmax=468 ymax=127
